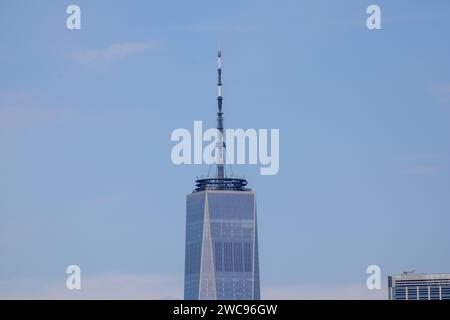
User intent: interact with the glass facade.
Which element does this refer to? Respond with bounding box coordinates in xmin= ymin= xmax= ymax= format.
xmin=388 ymin=273 xmax=450 ymax=300
xmin=184 ymin=190 xmax=260 ymax=300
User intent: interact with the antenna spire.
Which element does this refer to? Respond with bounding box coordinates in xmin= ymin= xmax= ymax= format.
xmin=216 ymin=49 xmax=225 ymax=178
xmin=192 ymin=49 xmax=250 ymax=192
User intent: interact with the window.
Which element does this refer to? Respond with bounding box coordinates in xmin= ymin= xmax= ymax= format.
xmin=214 ymin=241 xmax=223 ymax=272
xmin=233 ymin=242 xmax=243 ymax=272
xmin=243 ymin=242 xmax=253 ymax=272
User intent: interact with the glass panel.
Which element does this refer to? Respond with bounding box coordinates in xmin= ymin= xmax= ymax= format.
xmin=184 ymin=193 xmax=205 ymax=299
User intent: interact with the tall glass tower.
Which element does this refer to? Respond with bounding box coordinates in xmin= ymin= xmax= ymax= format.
xmin=184 ymin=50 xmax=260 ymax=300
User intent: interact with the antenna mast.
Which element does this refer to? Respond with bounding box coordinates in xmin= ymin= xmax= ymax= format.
xmin=192 ymin=49 xmax=250 ymax=192
xmin=216 ymin=48 xmax=225 ymax=178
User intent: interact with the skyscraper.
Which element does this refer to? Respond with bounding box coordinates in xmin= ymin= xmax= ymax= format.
xmin=388 ymin=272 xmax=450 ymax=300
xmin=184 ymin=50 xmax=261 ymax=300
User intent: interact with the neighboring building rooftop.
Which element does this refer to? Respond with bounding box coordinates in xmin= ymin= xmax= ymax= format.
xmin=389 ymin=272 xmax=450 ymax=284
xmin=388 ymin=272 xmax=450 ymax=300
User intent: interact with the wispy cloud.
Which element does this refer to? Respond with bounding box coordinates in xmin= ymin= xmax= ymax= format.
xmin=183 ymin=24 xmax=258 ymax=33
xmin=71 ymin=41 xmax=161 ymax=64
xmin=0 ymin=92 xmax=74 ymax=130
xmin=401 ymin=164 xmax=440 ymax=176
xmin=399 ymin=153 xmax=442 ymax=176
xmin=262 ymin=284 xmax=387 ymax=300
xmin=0 ymin=273 xmax=182 ymax=300
xmin=0 ymin=273 xmax=388 ymax=300
xmin=430 ymin=83 xmax=450 ymax=104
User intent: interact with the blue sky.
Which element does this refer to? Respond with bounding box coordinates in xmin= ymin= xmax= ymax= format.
xmin=0 ymin=0 xmax=449 ymax=299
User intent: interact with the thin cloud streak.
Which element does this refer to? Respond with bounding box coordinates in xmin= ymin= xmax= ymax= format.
xmin=0 ymin=273 xmax=387 ymax=300
xmin=430 ymin=83 xmax=450 ymax=104
xmin=262 ymin=284 xmax=387 ymax=300
xmin=183 ymin=24 xmax=259 ymax=33
xmin=0 ymin=273 xmax=182 ymax=300
xmin=0 ymin=92 xmax=75 ymax=130
xmin=71 ymin=41 xmax=161 ymax=64
xmin=398 ymin=153 xmax=442 ymax=176
xmin=401 ymin=165 xmax=440 ymax=176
